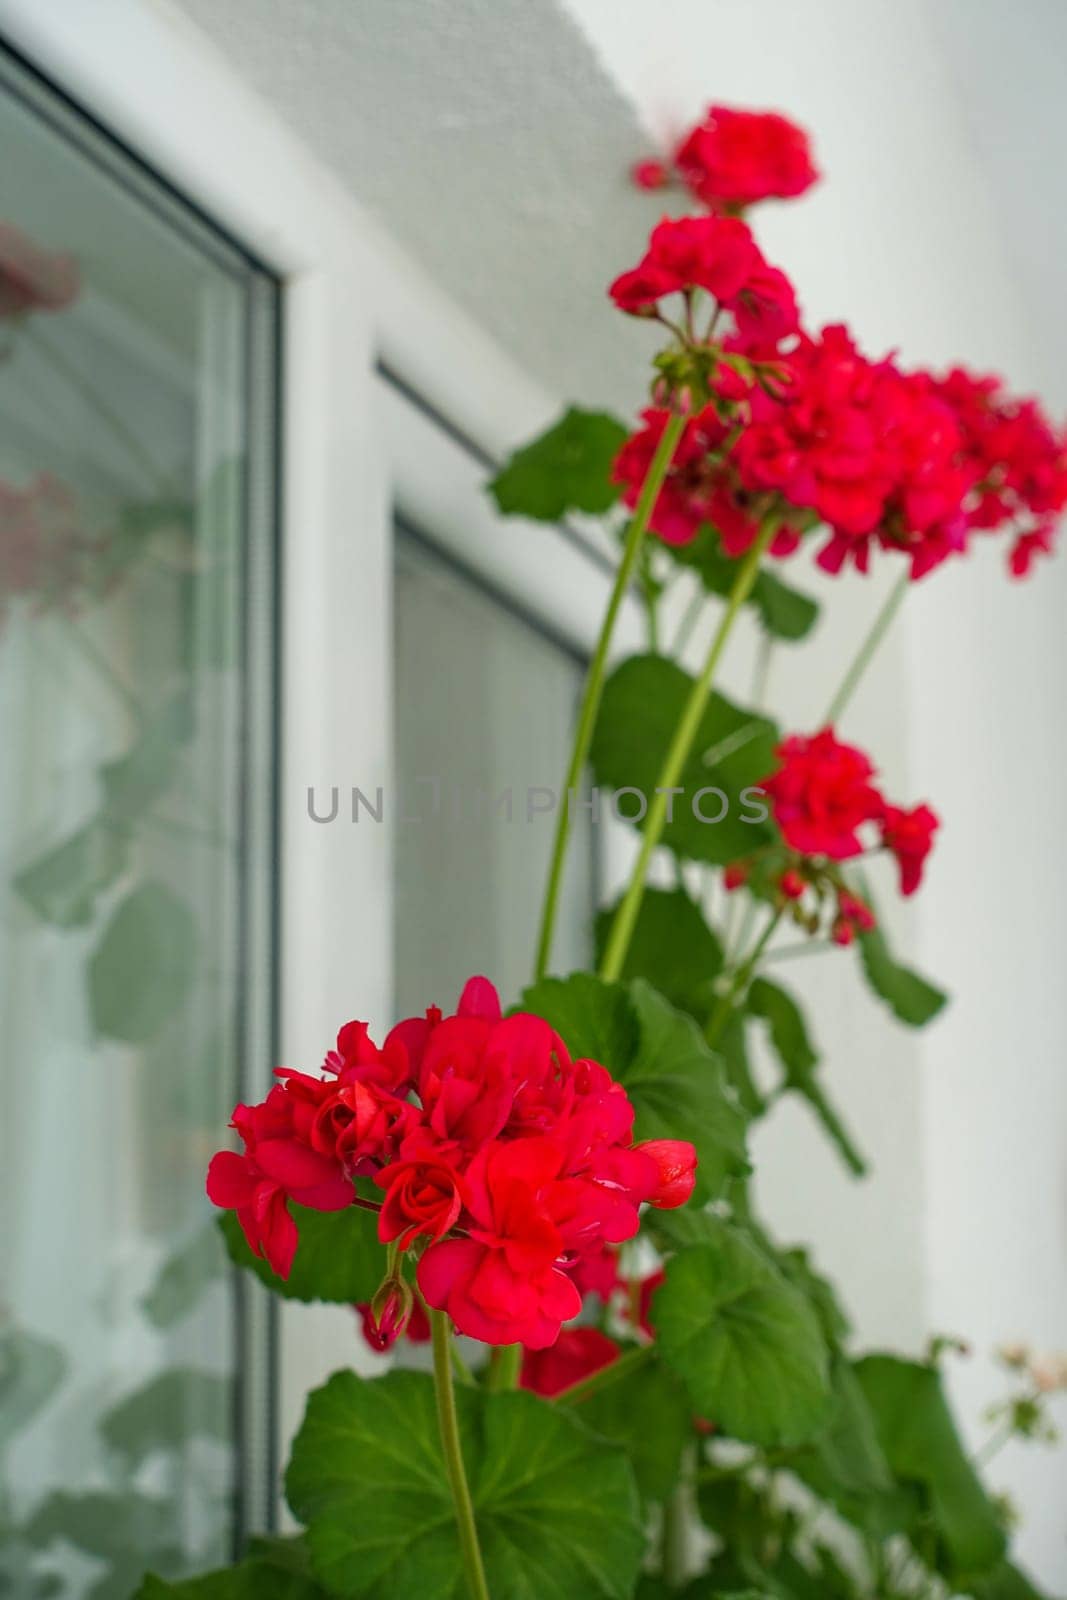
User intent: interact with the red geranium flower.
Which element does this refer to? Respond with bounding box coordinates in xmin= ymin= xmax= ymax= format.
xmin=521 ymin=1327 xmax=621 ymax=1397
xmin=207 ymin=977 xmax=698 ymax=1349
xmin=882 ymin=803 xmax=939 ymax=896
xmin=762 ymin=728 xmax=885 ymax=859
xmin=673 ymin=105 xmax=819 ymax=211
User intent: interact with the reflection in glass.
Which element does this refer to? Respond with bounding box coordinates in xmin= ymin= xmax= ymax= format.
xmin=393 ymin=525 xmax=596 ymax=1018
xmin=0 ymin=62 xmax=276 ymax=1597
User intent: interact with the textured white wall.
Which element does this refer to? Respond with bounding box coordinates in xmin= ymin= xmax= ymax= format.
xmin=563 ymin=0 xmax=1067 ymax=1583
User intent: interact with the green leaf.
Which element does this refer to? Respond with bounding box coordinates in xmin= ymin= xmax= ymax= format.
xmin=88 ymin=880 xmax=198 ymax=1043
xmin=12 ymin=821 xmax=128 ymax=929
xmin=770 ymin=1246 xmax=851 ymax=1348
xmin=594 ymin=887 xmax=723 ymax=1017
xmin=788 ymin=1356 xmax=910 ymax=1535
xmin=576 ymin=1353 xmax=691 ymax=1501
xmin=520 ymin=973 xmax=748 ymax=1202
xmin=99 ymin=692 xmax=194 ymax=824
xmin=854 ymin=1354 xmax=1007 ymax=1581
xmin=285 ymin=1368 xmax=643 ymax=1599
xmin=518 ymin=970 xmax=639 ymax=1069
xmin=627 ymin=980 xmax=749 ymax=1200
xmin=590 ymin=655 xmax=777 ymax=865
xmin=855 ymin=918 xmax=947 ymax=1029
xmin=219 ymin=1202 xmax=385 ymax=1304
xmin=971 ymin=1563 xmax=1058 ymax=1600
xmin=717 ymin=1007 xmax=765 ymax=1119
xmin=142 ymin=1223 xmax=226 ymax=1329
xmin=668 ymin=526 xmax=819 ymax=642
xmin=745 ymin=978 xmax=867 ymax=1176
xmin=653 ymin=1224 xmax=831 ymax=1447
xmin=133 ymin=1541 xmax=328 ymax=1600
xmin=488 ymin=407 xmax=629 ymax=521
xmin=99 ymin=1369 xmax=231 ymax=1466
xmin=0 ymin=1327 xmax=66 ymax=1443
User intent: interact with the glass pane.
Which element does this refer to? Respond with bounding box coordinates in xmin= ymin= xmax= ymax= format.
xmin=0 ymin=58 xmax=277 ymax=1596
xmin=393 ymin=525 xmax=595 ymax=1016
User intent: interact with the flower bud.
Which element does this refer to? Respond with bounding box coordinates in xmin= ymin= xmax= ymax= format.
xmin=633 ymin=1139 xmax=698 ymax=1208
xmin=779 ymin=868 xmax=805 ymax=901
xmin=723 ymin=863 xmax=748 ymax=892
xmin=831 ymin=917 xmax=855 ymax=948
xmin=364 ymin=1276 xmax=414 ymax=1352
xmin=630 ymin=158 xmax=670 ymax=192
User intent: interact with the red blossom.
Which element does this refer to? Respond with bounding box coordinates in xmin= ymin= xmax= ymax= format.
xmin=673 ymin=105 xmax=819 ymax=211
xmin=207 ymin=977 xmax=698 ymax=1349
xmin=762 ymin=728 xmax=884 ymax=860
xmin=521 ymin=1327 xmax=621 ymax=1397
xmin=881 ymin=803 xmax=939 ymax=897
xmin=608 ymin=214 xmax=800 ymax=354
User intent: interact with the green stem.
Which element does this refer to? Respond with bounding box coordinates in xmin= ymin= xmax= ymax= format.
xmin=661 ymin=1441 xmax=695 ymax=1586
xmin=599 ymin=519 xmax=777 ymax=982
xmin=553 ymin=1343 xmax=653 ymax=1406
xmin=661 ymin=1483 xmax=688 ymax=1586
xmin=823 ymin=569 xmax=909 ymax=726
xmin=533 ymin=411 xmax=686 ymax=979
xmin=706 ymin=906 xmax=784 ymax=1048
xmin=430 ymin=1311 xmax=491 ymax=1600
xmin=488 ymin=1343 xmax=522 ymax=1392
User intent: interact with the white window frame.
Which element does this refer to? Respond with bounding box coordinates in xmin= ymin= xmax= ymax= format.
xmin=0 ymin=0 xmax=646 ymax=1516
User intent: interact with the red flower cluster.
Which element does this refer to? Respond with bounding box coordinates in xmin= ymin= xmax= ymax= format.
xmin=612 ymin=404 xmax=797 ymax=555
xmin=631 ymin=105 xmax=819 ymax=212
xmin=613 ymin=325 xmax=1067 ymax=580
xmin=609 ymin=214 xmax=799 ymax=356
xmin=761 ymin=727 xmax=939 ymax=896
xmin=0 ymin=222 xmax=80 ymax=320
xmin=207 ymin=978 xmax=697 ymax=1349
xmin=934 ymin=367 xmax=1067 ymax=578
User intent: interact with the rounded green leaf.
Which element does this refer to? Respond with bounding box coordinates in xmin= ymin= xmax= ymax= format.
xmin=589 ymin=655 xmax=778 ymax=866
xmin=489 ymin=408 xmax=629 ymax=520
xmin=219 ymin=1203 xmax=385 ymax=1304
xmin=654 ymin=1229 xmax=831 ymax=1447
xmin=286 ymin=1369 xmax=643 ymax=1600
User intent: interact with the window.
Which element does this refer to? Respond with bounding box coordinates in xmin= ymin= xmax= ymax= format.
xmin=394 ymin=520 xmax=597 ymax=1015
xmin=0 ymin=45 xmax=279 ymax=1594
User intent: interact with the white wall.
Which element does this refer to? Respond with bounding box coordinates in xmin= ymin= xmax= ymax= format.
xmin=563 ymin=0 xmax=1067 ymax=1582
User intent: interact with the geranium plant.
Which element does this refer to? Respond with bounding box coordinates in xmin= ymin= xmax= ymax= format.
xmin=147 ymin=104 xmax=1067 ymax=1599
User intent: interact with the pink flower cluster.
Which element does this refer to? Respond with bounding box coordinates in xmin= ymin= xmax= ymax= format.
xmin=631 ymin=105 xmax=819 ymax=213
xmin=207 ymin=978 xmax=697 ymax=1349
